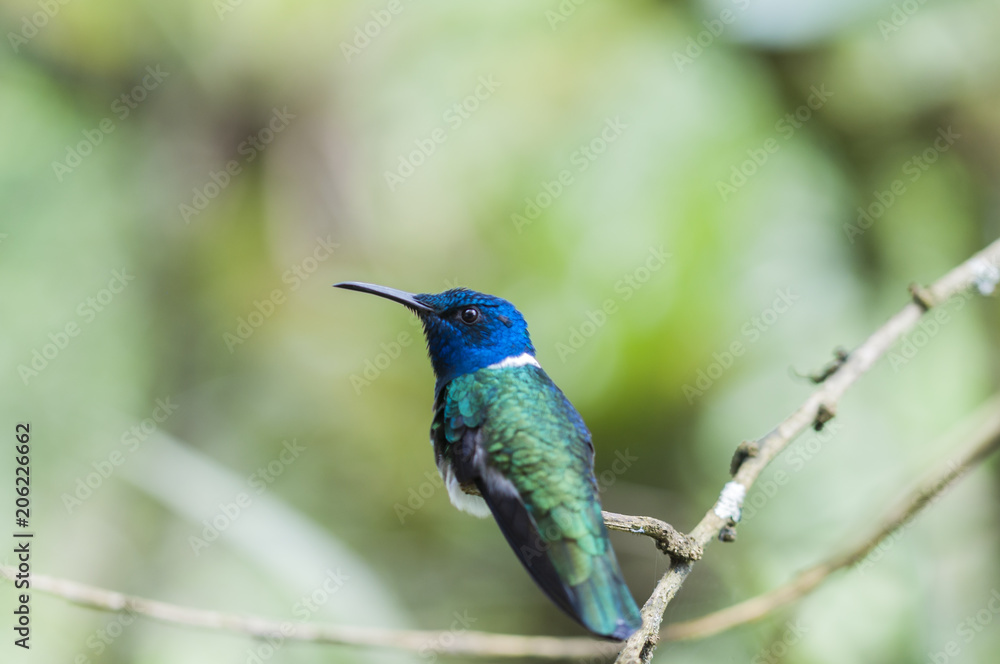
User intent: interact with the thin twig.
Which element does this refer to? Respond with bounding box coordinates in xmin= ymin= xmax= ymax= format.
xmin=0 ymin=565 xmax=617 ymax=659
xmin=615 ymin=237 xmax=1000 ymax=663
xmin=603 ymin=511 xmax=703 ymax=560
xmin=664 ymin=393 xmax=1000 ymax=641
xmin=0 ymin=511 xmax=694 ymax=662
xmin=799 ymin=347 xmax=850 ymax=384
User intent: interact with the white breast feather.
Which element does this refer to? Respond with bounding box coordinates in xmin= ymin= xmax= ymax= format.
xmin=486 ymin=353 xmax=541 ymax=370
xmin=440 ymin=462 xmax=492 ymax=518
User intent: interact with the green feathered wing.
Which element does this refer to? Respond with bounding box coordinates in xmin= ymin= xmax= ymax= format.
xmin=432 ymin=363 xmax=642 ymax=640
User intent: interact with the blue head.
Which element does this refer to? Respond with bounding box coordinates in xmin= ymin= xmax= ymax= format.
xmin=336 ymin=282 xmax=535 ymax=392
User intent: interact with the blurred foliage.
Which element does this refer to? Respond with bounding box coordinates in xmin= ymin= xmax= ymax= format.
xmin=1 ymin=0 xmax=999 ymax=662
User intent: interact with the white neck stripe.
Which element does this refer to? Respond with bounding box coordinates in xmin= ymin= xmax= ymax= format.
xmin=487 ymin=353 xmax=540 ymax=370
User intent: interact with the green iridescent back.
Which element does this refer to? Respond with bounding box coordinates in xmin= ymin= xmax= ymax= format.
xmin=433 ymin=364 xmax=641 ymax=639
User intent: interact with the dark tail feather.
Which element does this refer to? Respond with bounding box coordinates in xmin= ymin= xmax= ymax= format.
xmin=571 ymin=548 xmax=642 ymax=640
xmin=477 ymin=478 xmax=642 ymax=640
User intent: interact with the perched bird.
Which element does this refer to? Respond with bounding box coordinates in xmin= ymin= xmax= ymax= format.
xmin=336 ymin=282 xmax=642 ymax=640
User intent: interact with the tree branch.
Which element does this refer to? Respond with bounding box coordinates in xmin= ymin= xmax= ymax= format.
xmin=614 ymin=237 xmax=1000 ymax=663
xmin=0 ymin=565 xmax=618 ymax=659
xmin=664 ymin=392 xmax=1000 ymax=641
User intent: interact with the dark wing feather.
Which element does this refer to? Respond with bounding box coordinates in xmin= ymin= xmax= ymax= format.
xmin=473 ymin=474 xmax=581 ymax=620
xmin=432 ymin=368 xmax=641 ymax=640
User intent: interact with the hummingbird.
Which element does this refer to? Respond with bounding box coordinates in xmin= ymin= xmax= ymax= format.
xmin=336 ymin=281 xmax=642 ymax=640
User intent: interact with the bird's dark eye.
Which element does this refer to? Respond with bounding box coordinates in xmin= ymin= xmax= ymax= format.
xmin=460 ymin=307 xmax=480 ymax=324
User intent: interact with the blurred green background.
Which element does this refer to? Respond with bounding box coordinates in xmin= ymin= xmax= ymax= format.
xmin=2 ymin=0 xmax=999 ymax=662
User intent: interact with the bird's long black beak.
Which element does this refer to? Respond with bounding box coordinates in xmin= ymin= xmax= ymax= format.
xmin=334 ymin=281 xmax=436 ymax=315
